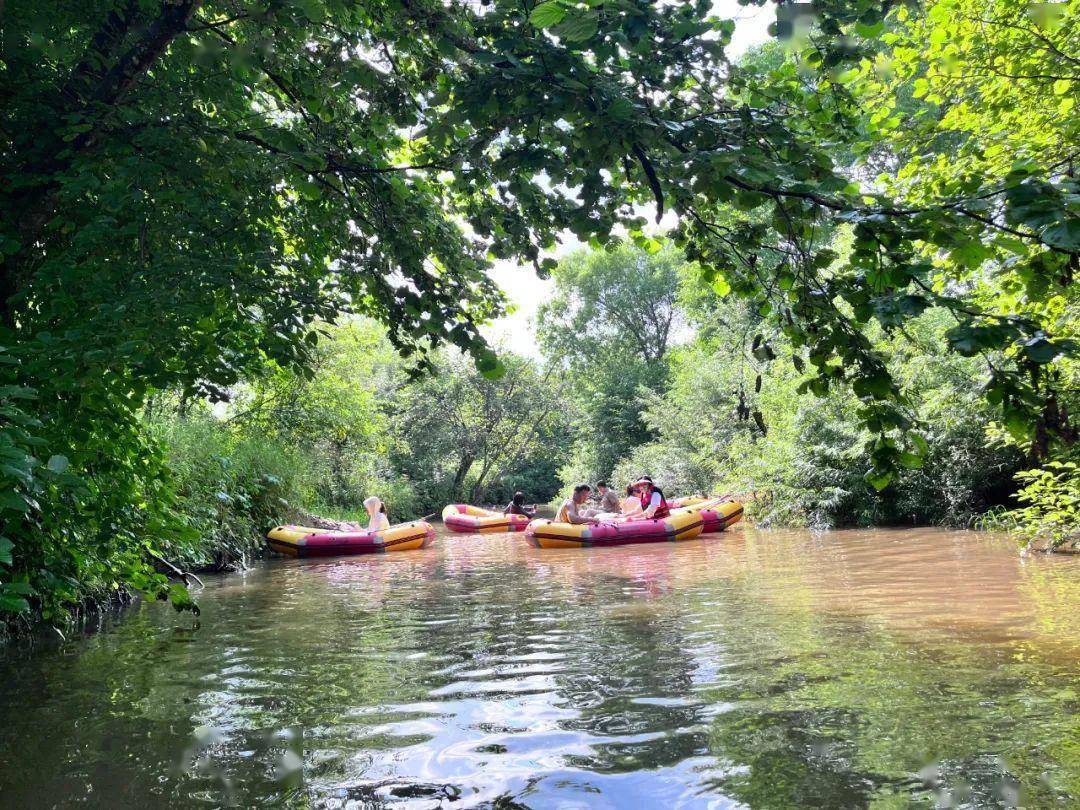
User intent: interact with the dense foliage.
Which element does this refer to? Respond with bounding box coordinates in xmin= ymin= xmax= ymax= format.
xmin=538 ymin=244 xmax=683 ymax=481
xmin=147 ymin=320 xmax=568 ymax=573
xmin=534 ymin=241 xmax=1023 ymax=529
xmin=1 ymin=0 xmax=1077 ymax=629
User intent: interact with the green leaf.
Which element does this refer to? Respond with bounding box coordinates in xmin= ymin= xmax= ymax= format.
xmin=855 ymin=20 xmax=884 ymax=38
xmin=898 ymin=452 xmax=923 ymax=469
xmin=295 ymin=179 xmax=321 ymax=200
xmin=168 ymin=583 xmax=198 ymax=614
xmin=1023 ymin=337 xmax=1059 ymax=364
xmin=1004 ymin=408 xmax=1032 ymax=441
xmin=864 ymin=468 xmax=893 ymax=491
xmin=910 ymin=433 xmax=929 ymax=457
xmin=553 ymin=11 xmax=599 ymax=42
xmin=1041 ymin=219 xmax=1080 ymax=250
xmin=479 ymin=360 xmax=507 ymax=380
xmin=292 ymin=0 xmax=326 ymax=23
xmin=0 ymin=491 xmax=30 ymax=513
xmin=0 ymin=536 xmax=13 ymax=566
xmin=529 ymin=1 xmax=567 ymax=29
xmin=853 ymin=372 xmax=892 ymax=400
xmin=47 ymin=454 xmax=69 ymax=474
xmin=0 ymin=594 xmax=30 ymax=614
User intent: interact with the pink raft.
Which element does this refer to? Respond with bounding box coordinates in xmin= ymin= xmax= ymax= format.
xmin=265 ymin=521 xmax=434 ymax=557
xmin=525 ymin=509 xmax=705 ymax=549
xmin=441 ymin=504 xmax=531 ymax=533
xmin=670 ymin=497 xmax=745 ymax=534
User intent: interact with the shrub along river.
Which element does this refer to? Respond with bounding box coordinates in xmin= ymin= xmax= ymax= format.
xmin=0 ymin=526 xmax=1077 ymax=808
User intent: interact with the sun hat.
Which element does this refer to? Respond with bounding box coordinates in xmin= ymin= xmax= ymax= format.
xmin=363 ymin=495 xmax=382 ymax=510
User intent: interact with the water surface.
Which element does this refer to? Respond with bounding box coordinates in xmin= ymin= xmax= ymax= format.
xmin=1 ymin=527 xmax=1078 ymax=808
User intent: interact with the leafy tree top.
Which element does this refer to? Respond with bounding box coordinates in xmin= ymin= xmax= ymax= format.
xmin=1 ymin=0 xmax=1077 ymax=489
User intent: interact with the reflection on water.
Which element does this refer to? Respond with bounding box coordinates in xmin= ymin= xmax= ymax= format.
xmin=0 ymin=527 xmax=1078 ymax=808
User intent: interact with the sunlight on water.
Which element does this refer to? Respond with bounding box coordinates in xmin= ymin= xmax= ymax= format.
xmin=1 ymin=527 xmax=1078 ymax=808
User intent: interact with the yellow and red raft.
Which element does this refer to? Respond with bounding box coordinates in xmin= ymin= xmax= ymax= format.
xmin=669 ymin=496 xmax=744 ymax=534
xmin=525 ymin=497 xmax=743 ymax=550
xmin=525 ymin=509 xmax=705 ymax=549
xmin=266 ymin=521 xmax=434 ymax=557
xmin=441 ymin=504 xmax=531 ymax=533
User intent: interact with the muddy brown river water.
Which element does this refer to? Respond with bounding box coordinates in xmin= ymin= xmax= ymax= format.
xmin=0 ymin=526 xmax=1077 ymax=808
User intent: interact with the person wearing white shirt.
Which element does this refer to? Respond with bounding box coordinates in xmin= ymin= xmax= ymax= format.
xmin=363 ymin=495 xmax=390 ymax=532
xmin=633 ymin=476 xmax=671 ymax=520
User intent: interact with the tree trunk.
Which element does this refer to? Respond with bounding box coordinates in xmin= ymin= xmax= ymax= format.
xmin=469 ymin=458 xmax=496 ymax=505
xmin=451 ymin=453 xmax=474 ymax=501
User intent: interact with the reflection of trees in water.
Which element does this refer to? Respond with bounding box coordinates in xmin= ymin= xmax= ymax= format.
xmin=691 ymin=591 xmax=1079 ymax=808
xmin=363 ymin=555 xmax=711 ymax=779
xmin=0 ymin=540 xmax=1078 ymax=808
xmin=704 ymin=706 xmax=893 ymax=808
xmin=545 ymin=573 xmax=707 ymax=773
xmin=0 ymin=610 xmax=207 ymax=806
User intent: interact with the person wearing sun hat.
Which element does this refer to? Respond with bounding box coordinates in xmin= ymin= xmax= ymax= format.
xmin=633 ymin=475 xmax=670 ymax=520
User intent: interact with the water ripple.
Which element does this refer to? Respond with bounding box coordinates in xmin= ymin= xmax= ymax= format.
xmin=0 ymin=527 xmax=1077 ymax=808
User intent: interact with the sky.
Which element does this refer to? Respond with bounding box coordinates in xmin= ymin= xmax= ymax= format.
xmin=481 ymin=1 xmax=775 ymax=357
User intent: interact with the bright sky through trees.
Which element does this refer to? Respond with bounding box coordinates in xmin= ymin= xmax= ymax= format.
xmin=483 ymin=0 xmax=774 ymax=357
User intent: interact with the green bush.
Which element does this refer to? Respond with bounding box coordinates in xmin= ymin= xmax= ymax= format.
xmin=603 ymin=304 xmax=1026 ymax=530
xmin=0 ymin=377 xmax=193 ymax=629
xmin=152 ymin=414 xmax=309 ymax=570
xmin=989 ymin=455 xmax=1080 ymax=553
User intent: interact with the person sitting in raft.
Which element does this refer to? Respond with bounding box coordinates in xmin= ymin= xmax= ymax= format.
xmin=634 ymin=476 xmax=671 ymax=520
xmin=555 ymin=484 xmax=599 ymax=525
xmin=621 ymin=484 xmax=645 ymax=519
xmin=503 ymin=491 xmax=536 ymax=519
xmin=363 ymin=495 xmax=390 ymax=532
xmin=582 ymin=481 xmax=620 ymax=518
xmin=595 ymin=482 xmax=620 ymax=514
xmin=594 ymin=483 xmax=642 ymax=522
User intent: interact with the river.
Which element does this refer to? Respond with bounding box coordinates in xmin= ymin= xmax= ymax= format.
xmin=0 ymin=527 xmax=1077 ymax=808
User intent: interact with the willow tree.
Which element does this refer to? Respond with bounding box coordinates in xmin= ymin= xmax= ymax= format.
xmin=1 ymin=0 xmax=1077 ymax=619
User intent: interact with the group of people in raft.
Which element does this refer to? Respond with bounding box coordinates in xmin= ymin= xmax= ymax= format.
xmin=504 ymin=476 xmax=669 ymax=525
xmin=357 ymin=477 xmax=668 ymax=532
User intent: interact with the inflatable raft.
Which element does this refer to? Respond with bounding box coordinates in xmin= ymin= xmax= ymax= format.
xmin=671 ymin=497 xmax=744 ymax=533
xmin=442 ymin=504 xmax=531 ymax=533
xmin=525 ymin=509 xmax=705 ymax=549
xmin=266 ymin=521 xmax=434 ymax=557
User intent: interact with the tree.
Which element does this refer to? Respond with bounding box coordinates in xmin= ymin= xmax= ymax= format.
xmin=538 ymin=242 xmax=684 ymax=479
xmin=389 ymin=351 xmax=568 ymax=509
xmin=620 ymin=286 xmax=1024 ymax=528
xmin=843 ymin=0 xmax=1080 ymax=460
xmin=229 ymin=319 xmax=402 ymax=507
xmin=539 ymin=242 xmax=684 ymax=366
